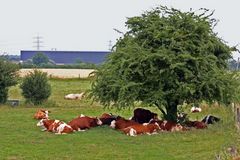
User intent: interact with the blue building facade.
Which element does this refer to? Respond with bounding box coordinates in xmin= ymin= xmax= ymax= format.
xmin=20 ymin=50 xmax=110 ymax=64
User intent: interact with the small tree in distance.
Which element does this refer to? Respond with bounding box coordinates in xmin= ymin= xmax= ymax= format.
xmin=20 ymin=70 xmax=51 ymax=105
xmin=90 ymin=6 xmax=239 ymax=122
xmin=32 ymin=52 xmax=49 ymax=66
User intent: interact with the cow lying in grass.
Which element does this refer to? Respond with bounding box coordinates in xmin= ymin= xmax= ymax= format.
xmin=201 ymin=115 xmax=220 ymax=124
xmin=121 ymin=123 xmax=161 ymax=136
xmin=149 ymin=119 xmax=187 ymax=131
xmin=110 ymin=117 xmax=161 ymax=136
xmin=131 ymin=108 xmax=158 ymax=124
xmin=64 ymin=92 xmax=85 ymax=100
xmin=37 ymin=119 xmax=73 ymax=134
xmin=34 ymin=109 xmax=50 ymax=120
xmin=68 ymin=115 xmax=102 ymax=131
xmin=99 ymin=113 xmax=119 ymax=125
xmin=110 ymin=117 xmax=139 ymax=130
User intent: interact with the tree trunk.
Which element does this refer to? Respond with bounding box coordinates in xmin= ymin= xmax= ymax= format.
xmin=154 ymin=101 xmax=178 ymax=122
xmin=165 ymin=100 xmax=178 ymax=122
xmin=0 ymin=88 xmax=8 ymax=104
xmin=166 ymin=105 xmax=177 ymax=122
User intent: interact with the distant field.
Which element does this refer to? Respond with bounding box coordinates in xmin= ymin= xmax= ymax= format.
xmin=0 ymin=79 xmax=239 ymax=160
xmin=19 ymin=69 xmax=95 ymax=78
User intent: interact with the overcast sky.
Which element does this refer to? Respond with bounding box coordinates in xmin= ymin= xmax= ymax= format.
xmin=0 ymin=0 xmax=240 ymax=58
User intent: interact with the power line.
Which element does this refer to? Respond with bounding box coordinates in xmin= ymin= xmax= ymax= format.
xmin=33 ymin=36 xmax=43 ymax=50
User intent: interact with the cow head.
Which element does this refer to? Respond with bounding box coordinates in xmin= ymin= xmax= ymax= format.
xmin=110 ymin=120 xmax=116 ymax=128
xmin=34 ymin=109 xmax=50 ymax=120
xmin=90 ymin=117 xmax=102 ymax=126
xmin=96 ymin=118 xmax=103 ymax=126
xmin=36 ymin=119 xmax=47 ymax=131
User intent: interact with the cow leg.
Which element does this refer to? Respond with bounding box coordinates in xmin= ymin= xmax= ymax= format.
xmin=41 ymin=128 xmax=47 ymax=131
xmin=79 ymin=129 xmax=86 ymax=132
xmin=128 ymin=128 xmax=137 ymax=136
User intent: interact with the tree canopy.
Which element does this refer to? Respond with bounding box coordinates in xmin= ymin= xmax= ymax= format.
xmin=32 ymin=52 xmax=49 ymax=66
xmin=90 ymin=6 xmax=239 ymax=121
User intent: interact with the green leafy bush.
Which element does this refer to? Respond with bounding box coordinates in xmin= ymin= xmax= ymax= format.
xmin=20 ymin=70 xmax=51 ymax=105
xmin=0 ymin=57 xmax=19 ymax=104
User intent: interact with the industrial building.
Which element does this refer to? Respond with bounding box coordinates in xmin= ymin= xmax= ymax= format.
xmin=20 ymin=50 xmax=110 ymax=65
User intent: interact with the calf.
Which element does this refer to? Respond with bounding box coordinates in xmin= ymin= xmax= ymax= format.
xmin=122 ymin=123 xmax=160 ymax=136
xmin=201 ymin=115 xmax=220 ymax=124
xmin=110 ymin=117 xmax=139 ymax=130
xmin=131 ymin=108 xmax=158 ymax=124
xmin=37 ymin=119 xmax=73 ymax=134
xmin=34 ymin=109 xmax=50 ymax=120
xmin=68 ymin=116 xmax=102 ymax=131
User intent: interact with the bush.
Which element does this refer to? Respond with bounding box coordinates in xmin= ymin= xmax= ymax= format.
xmin=0 ymin=57 xmax=19 ymax=104
xmin=20 ymin=70 xmax=51 ymax=105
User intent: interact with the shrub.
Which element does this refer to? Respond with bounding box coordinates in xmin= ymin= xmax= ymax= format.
xmin=20 ymin=70 xmax=51 ymax=105
xmin=0 ymin=57 xmax=19 ymax=104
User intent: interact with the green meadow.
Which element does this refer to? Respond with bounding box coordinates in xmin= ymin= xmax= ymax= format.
xmin=0 ymin=79 xmax=239 ymax=160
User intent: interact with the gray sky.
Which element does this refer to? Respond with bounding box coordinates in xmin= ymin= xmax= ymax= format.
xmin=0 ymin=0 xmax=240 ymax=58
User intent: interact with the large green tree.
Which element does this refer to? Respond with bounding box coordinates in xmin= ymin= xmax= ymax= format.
xmin=90 ymin=6 xmax=239 ymax=121
xmin=0 ymin=57 xmax=19 ymax=103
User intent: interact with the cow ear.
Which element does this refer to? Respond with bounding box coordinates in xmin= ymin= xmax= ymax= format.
xmin=48 ymin=110 xmax=51 ymax=113
xmin=40 ymin=109 xmax=45 ymax=112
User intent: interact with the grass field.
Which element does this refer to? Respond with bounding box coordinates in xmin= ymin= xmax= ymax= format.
xmin=0 ymin=79 xmax=239 ymax=160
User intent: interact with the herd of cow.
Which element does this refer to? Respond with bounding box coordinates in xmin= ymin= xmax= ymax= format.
xmin=34 ymin=108 xmax=220 ymax=136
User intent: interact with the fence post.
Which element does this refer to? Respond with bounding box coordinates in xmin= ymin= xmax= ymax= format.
xmin=237 ymin=108 xmax=240 ymax=129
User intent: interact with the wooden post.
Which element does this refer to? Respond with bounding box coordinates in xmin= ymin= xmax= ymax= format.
xmin=237 ymin=108 xmax=240 ymax=123
xmin=236 ymin=105 xmax=240 ymax=130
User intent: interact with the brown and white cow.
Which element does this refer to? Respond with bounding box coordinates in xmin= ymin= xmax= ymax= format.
xmin=34 ymin=109 xmax=50 ymax=120
xmin=121 ymin=123 xmax=161 ymax=136
xmin=185 ymin=121 xmax=207 ymax=129
xmin=149 ymin=119 xmax=186 ymax=131
xmin=37 ymin=119 xmax=55 ymax=131
xmin=37 ymin=119 xmax=73 ymax=134
xmin=110 ymin=117 xmax=139 ymax=130
xmin=99 ymin=113 xmax=119 ymax=126
xmin=68 ymin=116 xmax=102 ymax=131
xmin=131 ymin=108 xmax=158 ymax=124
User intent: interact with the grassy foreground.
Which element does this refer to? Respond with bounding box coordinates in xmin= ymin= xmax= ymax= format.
xmin=0 ymin=79 xmax=239 ymax=160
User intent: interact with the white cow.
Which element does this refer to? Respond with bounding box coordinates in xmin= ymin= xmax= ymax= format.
xmin=64 ymin=92 xmax=85 ymax=100
xmin=190 ymin=106 xmax=202 ymax=113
